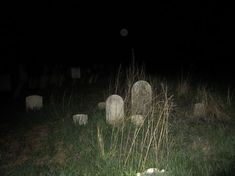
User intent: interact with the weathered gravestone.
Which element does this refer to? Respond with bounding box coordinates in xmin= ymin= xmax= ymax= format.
xmin=72 ymin=114 xmax=88 ymax=125
xmin=106 ymin=95 xmax=124 ymax=125
xmin=25 ymin=95 xmax=43 ymax=111
xmin=131 ymin=80 xmax=152 ymax=117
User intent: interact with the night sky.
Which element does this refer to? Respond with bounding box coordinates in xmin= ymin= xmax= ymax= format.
xmin=1 ymin=2 xmax=235 ymax=83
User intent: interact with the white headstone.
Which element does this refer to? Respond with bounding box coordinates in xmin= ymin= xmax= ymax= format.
xmin=72 ymin=114 xmax=88 ymax=125
xmin=25 ymin=95 xmax=43 ymax=111
xmin=71 ymin=67 xmax=81 ymax=79
xmin=131 ymin=115 xmax=144 ymax=126
xmin=0 ymin=74 xmax=11 ymax=92
xmin=106 ymin=95 xmax=124 ymax=125
xmin=131 ymin=80 xmax=152 ymax=117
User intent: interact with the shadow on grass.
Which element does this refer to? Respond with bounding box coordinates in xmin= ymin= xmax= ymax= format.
xmin=215 ymin=160 xmax=235 ymax=176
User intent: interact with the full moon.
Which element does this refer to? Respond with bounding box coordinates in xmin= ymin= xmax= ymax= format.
xmin=120 ymin=28 xmax=128 ymax=37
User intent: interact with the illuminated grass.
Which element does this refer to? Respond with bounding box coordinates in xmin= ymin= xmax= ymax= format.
xmin=0 ymin=65 xmax=234 ymax=176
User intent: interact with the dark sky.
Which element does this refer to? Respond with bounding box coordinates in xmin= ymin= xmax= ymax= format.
xmin=1 ymin=1 xmax=235 ymax=77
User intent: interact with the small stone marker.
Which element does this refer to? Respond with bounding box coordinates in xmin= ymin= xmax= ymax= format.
xmin=106 ymin=95 xmax=124 ymax=125
xmin=98 ymin=102 xmax=106 ymax=110
xmin=71 ymin=67 xmax=81 ymax=79
xmin=25 ymin=95 xmax=43 ymax=111
xmin=72 ymin=114 xmax=88 ymax=125
xmin=193 ymin=103 xmax=206 ymax=118
xmin=131 ymin=80 xmax=152 ymax=117
xmin=131 ymin=115 xmax=145 ymax=126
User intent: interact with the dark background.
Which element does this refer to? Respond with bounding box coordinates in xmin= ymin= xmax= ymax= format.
xmin=1 ymin=1 xmax=235 ymax=84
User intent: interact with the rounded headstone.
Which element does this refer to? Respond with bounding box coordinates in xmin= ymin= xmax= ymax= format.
xmin=131 ymin=80 xmax=152 ymax=116
xmin=106 ymin=95 xmax=124 ymax=125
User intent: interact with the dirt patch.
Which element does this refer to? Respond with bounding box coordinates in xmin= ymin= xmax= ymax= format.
xmin=191 ymin=137 xmax=213 ymax=160
xmin=0 ymin=124 xmax=74 ymax=170
xmin=35 ymin=155 xmax=50 ymax=166
xmin=50 ymin=141 xmax=67 ymax=166
xmin=24 ymin=125 xmax=49 ymax=151
xmin=0 ymin=124 xmax=50 ymax=169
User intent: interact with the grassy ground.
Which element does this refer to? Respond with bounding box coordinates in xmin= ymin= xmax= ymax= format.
xmin=0 ymin=67 xmax=234 ymax=176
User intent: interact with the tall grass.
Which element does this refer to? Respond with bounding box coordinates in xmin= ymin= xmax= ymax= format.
xmin=1 ymin=63 xmax=235 ymax=176
xmin=97 ymin=63 xmax=174 ymax=174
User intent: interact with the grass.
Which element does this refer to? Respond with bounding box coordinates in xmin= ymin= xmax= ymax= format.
xmin=0 ymin=64 xmax=234 ymax=176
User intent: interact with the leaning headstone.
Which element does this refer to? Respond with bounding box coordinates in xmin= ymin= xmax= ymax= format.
xmin=0 ymin=74 xmax=11 ymax=92
xmin=131 ymin=115 xmax=144 ymax=126
xmin=106 ymin=95 xmax=124 ymax=125
xmin=131 ymin=80 xmax=152 ymax=117
xmin=71 ymin=67 xmax=81 ymax=79
xmin=98 ymin=102 xmax=106 ymax=110
xmin=72 ymin=114 xmax=88 ymax=125
xmin=193 ymin=103 xmax=206 ymax=118
xmin=25 ymin=95 xmax=43 ymax=111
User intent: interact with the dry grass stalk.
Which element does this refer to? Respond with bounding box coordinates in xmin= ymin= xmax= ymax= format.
xmin=97 ymin=125 xmax=105 ymax=159
xmin=105 ymin=63 xmax=174 ymax=171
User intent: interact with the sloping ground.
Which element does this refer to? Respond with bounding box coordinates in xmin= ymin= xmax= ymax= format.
xmin=0 ymin=72 xmax=234 ymax=176
xmin=0 ymin=120 xmax=77 ymax=175
xmin=0 ymin=79 xmax=108 ymax=175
